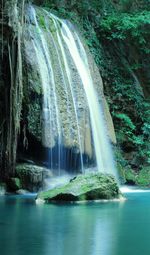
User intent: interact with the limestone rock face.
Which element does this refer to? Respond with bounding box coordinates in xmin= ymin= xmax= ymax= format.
xmin=22 ymin=6 xmax=116 ymax=159
xmin=37 ymin=172 xmax=120 ymax=202
xmin=84 ymin=43 xmax=116 ymax=144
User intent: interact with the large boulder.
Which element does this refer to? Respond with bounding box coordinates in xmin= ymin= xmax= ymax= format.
xmin=16 ymin=163 xmax=52 ymax=192
xmin=37 ymin=172 xmax=121 ymax=202
xmin=6 ymin=178 xmax=21 ymax=192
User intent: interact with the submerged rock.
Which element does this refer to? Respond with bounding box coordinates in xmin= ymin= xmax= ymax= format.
xmin=37 ymin=173 xmax=121 ymax=202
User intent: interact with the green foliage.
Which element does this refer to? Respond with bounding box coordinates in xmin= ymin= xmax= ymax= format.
xmin=135 ymin=167 xmax=150 ymax=186
xmin=118 ymin=163 xmax=150 ymax=187
xmin=27 ymin=99 xmax=42 ymax=141
xmin=113 ymin=113 xmax=137 ymax=144
xmin=100 ymin=11 xmax=150 ymax=53
xmin=38 ymin=15 xmax=46 ymax=29
xmin=101 ymin=11 xmax=150 ymax=35
xmin=125 ymin=168 xmax=137 ymax=184
xmin=115 ymin=113 xmax=135 ymax=130
xmin=82 ymin=20 xmax=103 ymax=66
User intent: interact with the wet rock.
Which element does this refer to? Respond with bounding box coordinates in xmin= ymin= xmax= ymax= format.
xmin=7 ymin=178 xmax=21 ymax=192
xmin=37 ymin=172 xmax=121 ymax=202
xmin=16 ymin=163 xmax=52 ymax=192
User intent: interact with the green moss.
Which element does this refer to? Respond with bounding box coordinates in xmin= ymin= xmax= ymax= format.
xmin=37 ymin=173 xmax=120 ymax=202
xmin=135 ymin=167 xmax=150 ymax=186
xmin=7 ymin=178 xmax=21 ymax=191
xmin=16 ymin=163 xmax=45 ymax=192
xmin=124 ymin=168 xmax=137 ymax=184
xmin=27 ymin=99 xmax=42 ymax=141
xmin=48 ymin=17 xmax=57 ymax=33
xmin=38 ymin=15 xmax=46 ymax=29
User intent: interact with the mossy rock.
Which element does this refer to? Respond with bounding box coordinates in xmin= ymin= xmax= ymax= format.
xmin=124 ymin=168 xmax=137 ymax=185
xmin=7 ymin=178 xmax=21 ymax=192
xmin=27 ymin=98 xmax=42 ymax=142
xmin=124 ymin=166 xmax=150 ymax=187
xmin=37 ymin=172 xmax=121 ymax=202
xmin=16 ymin=163 xmax=50 ymax=192
xmin=135 ymin=167 xmax=150 ymax=187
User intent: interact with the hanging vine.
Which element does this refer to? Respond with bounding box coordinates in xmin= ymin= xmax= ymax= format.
xmin=0 ymin=0 xmax=25 ymax=179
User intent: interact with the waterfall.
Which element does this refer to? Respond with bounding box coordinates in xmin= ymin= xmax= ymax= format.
xmin=0 ymin=185 xmax=5 ymax=195
xmin=27 ymin=6 xmax=117 ymax=179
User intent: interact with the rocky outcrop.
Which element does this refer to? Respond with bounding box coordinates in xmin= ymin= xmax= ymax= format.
xmin=6 ymin=178 xmax=21 ymax=192
xmin=15 ymin=163 xmax=52 ymax=192
xmin=37 ymin=172 xmax=121 ymax=202
xmin=124 ymin=166 xmax=150 ymax=187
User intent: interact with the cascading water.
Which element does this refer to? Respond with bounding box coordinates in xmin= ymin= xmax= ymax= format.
xmin=26 ymin=6 xmax=117 ymax=179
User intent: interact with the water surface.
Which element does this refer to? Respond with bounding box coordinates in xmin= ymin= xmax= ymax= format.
xmin=0 ymin=191 xmax=150 ymax=255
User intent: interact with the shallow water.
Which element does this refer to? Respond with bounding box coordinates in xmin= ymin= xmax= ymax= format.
xmin=0 ymin=191 xmax=150 ymax=255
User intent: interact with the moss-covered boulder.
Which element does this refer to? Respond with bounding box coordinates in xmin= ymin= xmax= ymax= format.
xmin=16 ymin=163 xmax=51 ymax=192
xmin=123 ymin=166 xmax=150 ymax=187
xmin=7 ymin=178 xmax=21 ymax=192
xmin=37 ymin=173 xmax=121 ymax=202
xmin=135 ymin=167 xmax=150 ymax=187
xmin=124 ymin=168 xmax=137 ymax=185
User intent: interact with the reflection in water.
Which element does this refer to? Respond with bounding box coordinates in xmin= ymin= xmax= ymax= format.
xmin=0 ymin=194 xmax=150 ymax=255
